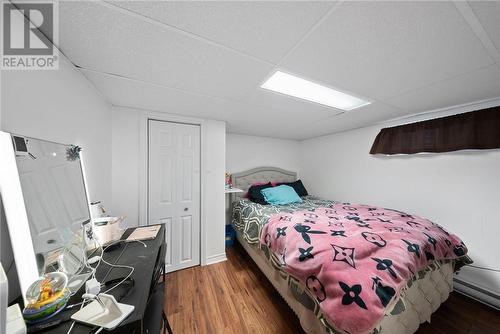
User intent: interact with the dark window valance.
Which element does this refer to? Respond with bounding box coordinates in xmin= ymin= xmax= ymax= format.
xmin=370 ymin=105 xmax=500 ymax=155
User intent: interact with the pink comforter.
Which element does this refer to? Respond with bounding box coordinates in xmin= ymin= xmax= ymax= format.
xmin=260 ymin=203 xmax=467 ymax=334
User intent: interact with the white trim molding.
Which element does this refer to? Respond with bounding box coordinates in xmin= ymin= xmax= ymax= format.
xmin=206 ymin=253 xmax=228 ymax=266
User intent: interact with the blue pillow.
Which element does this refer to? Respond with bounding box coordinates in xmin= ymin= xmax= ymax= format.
xmin=261 ymin=185 xmax=303 ymax=205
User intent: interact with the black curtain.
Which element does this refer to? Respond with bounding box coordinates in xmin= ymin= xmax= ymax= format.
xmin=370 ymin=106 xmax=500 ymax=155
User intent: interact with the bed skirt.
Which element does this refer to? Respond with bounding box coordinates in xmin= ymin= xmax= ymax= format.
xmin=235 ymin=230 xmax=454 ymax=334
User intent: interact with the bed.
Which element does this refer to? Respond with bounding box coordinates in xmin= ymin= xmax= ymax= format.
xmin=230 ymin=167 xmax=471 ymax=334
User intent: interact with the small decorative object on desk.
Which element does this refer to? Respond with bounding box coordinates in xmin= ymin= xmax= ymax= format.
xmin=23 ymin=272 xmax=70 ymax=324
xmin=225 ymin=172 xmax=232 ymax=189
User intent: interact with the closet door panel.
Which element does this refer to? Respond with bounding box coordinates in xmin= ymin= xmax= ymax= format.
xmin=149 ymin=120 xmax=200 ymax=272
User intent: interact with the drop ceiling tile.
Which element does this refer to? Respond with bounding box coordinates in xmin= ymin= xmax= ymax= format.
xmin=81 ymin=69 xmax=234 ymax=121
xmin=239 ymin=84 xmax=343 ymax=119
xmin=282 ymin=1 xmax=494 ymax=101
xmin=57 ymin=1 xmax=273 ymax=101
xmin=386 ymin=65 xmax=500 ymax=114
xmin=223 ymin=106 xmax=319 ymax=140
xmin=51 ymin=1 xmax=499 ymax=140
xmin=295 ymin=102 xmax=405 ymax=140
xmin=81 ymin=69 xmax=331 ymax=140
xmin=109 ymin=1 xmax=335 ymax=63
xmin=468 ymin=1 xmax=500 ymax=57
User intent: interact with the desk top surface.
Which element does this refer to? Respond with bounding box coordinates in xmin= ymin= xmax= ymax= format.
xmin=30 ymin=224 xmax=165 ymax=334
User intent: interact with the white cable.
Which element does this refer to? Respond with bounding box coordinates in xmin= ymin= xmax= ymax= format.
xmin=81 ymin=225 xmax=97 ymax=276
xmin=66 ymin=300 xmax=85 ymax=309
xmin=66 ymin=299 xmax=87 ymax=334
xmin=94 ymin=238 xmax=145 ymax=295
xmin=66 ymin=321 xmax=75 ymax=334
xmin=99 ymin=257 xmax=135 ymax=295
xmin=70 ymin=235 xmax=146 ymax=300
xmin=124 ymin=239 xmax=147 ymax=248
xmin=91 ymin=236 xmax=104 ymax=280
xmin=67 ymin=237 xmax=146 ymax=333
xmin=67 ymin=226 xmax=100 ymax=296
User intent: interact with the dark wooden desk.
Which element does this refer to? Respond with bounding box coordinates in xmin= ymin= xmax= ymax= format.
xmin=30 ymin=224 xmax=166 ymax=334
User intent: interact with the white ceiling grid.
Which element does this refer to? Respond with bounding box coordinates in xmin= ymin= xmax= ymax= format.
xmin=45 ymin=1 xmax=500 ymax=140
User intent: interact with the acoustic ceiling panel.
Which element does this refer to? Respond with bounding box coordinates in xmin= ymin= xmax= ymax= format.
xmin=48 ymin=1 xmax=500 ymax=139
xmin=57 ymin=1 xmax=273 ymax=101
xmin=82 ymin=69 xmax=343 ymax=139
xmin=108 ymin=1 xmax=335 ymax=63
xmin=469 ymin=1 xmax=500 ymax=55
xmin=281 ymin=1 xmax=494 ymax=101
xmin=387 ymin=65 xmax=500 ymax=114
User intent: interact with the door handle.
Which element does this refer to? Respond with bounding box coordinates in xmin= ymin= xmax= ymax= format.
xmin=184 ymin=207 xmax=188 ymax=211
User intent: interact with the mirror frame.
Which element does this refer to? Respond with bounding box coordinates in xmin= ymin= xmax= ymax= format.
xmin=0 ymin=131 xmax=38 ymax=302
xmin=0 ymin=131 xmax=92 ymax=303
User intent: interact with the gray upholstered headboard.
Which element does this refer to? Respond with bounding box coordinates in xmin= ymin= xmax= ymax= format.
xmin=231 ymin=166 xmax=297 ymax=200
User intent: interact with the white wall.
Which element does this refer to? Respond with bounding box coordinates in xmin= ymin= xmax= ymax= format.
xmin=0 ymin=55 xmax=112 ymax=206
xmin=225 ymin=134 xmax=300 ymax=224
xmin=299 ymin=100 xmax=500 ymax=300
xmin=203 ymin=121 xmax=226 ymax=264
xmin=111 ymin=106 xmax=226 ymax=265
xmin=226 ymin=133 xmax=300 ymax=174
xmin=0 ymin=48 xmax=112 ymax=301
xmin=111 ymin=107 xmax=140 ymax=225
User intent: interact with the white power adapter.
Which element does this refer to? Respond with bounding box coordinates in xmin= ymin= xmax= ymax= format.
xmin=85 ymin=278 xmax=101 ymax=295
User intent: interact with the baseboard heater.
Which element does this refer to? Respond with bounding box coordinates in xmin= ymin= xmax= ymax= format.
xmin=453 ymin=277 xmax=500 ymax=311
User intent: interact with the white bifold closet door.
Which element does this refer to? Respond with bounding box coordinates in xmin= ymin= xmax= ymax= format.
xmin=148 ymin=120 xmax=201 ymax=272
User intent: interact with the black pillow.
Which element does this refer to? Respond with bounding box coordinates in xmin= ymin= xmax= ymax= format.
xmin=278 ymin=179 xmax=308 ymax=197
xmin=248 ymin=182 xmax=273 ymax=205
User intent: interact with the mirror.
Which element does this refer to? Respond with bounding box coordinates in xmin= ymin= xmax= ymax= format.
xmin=13 ymin=135 xmax=91 ymax=274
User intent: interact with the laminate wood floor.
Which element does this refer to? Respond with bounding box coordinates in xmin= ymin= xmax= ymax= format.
xmin=165 ymin=242 xmax=500 ymax=334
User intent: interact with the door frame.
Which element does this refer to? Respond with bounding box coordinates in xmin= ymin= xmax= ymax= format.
xmin=138 ymin=111 xmax=206 ymax=266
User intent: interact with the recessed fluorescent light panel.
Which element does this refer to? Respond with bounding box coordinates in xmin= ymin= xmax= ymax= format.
xmin=261 ymin=71 xmax=371 ymax=111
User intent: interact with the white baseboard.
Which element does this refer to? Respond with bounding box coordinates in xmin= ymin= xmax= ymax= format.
xmin=453 ymin=278 xmax=500 ymax=310
xmin=205 ymin=252 xmax=227 ymax=265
